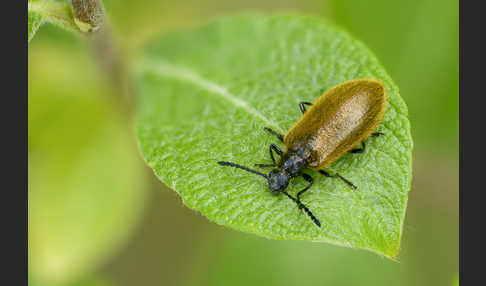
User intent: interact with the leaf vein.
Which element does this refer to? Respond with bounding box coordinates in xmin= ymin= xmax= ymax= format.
xmin=139 ymin=58 xmax=284 ymax=133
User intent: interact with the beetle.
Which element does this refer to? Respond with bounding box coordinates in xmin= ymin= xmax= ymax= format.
xmin=218 ymin=79 xmax=387 ymax=227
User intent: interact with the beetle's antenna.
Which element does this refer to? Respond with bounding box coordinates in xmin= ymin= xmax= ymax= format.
xmin=218 ymin=161 xmax=268 ymax=179
xmin=281 ymin=190 xmax=321 ymax=227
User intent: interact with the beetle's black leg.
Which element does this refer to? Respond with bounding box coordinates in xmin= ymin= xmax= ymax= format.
xmin=350 ymin=132 xmax=384 ymax=154
xmin=318 ymin=170 xmax=357 ymax=190
xmin=299 ymin=102 xmax=313 ymax=114
xmin=269 ymin=143 xmax=283 ymax=165
xmin=264 ymin=127 xmax=284 ymax=142
xmin=297 ymin=173 xmax=313 ymax=202
xmin=350 ymin=141 xmax=365 ymax=153
xmin=255 ymin=143 xmax=282 ymax=168
xmin=280 ymin=190 xmax=321 ymax=227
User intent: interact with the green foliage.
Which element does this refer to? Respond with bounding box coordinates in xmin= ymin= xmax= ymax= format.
xmin=28 ymin=0 xmax=80 ymax=43
xmin=135 ymin=14 xmax=412 ymax=258
xmin=453 ymin=273 xmax=459 ymax=286
xmin=29 ymin=273 xmax=113 ymax=286
xmin=28 ymin=44 xmax=146 ymax=285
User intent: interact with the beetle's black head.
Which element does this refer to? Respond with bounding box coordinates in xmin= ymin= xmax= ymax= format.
xmin=268 ymin=169 xmax=290 ymax=194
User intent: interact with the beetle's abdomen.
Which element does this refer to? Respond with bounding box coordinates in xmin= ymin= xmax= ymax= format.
xmin=284 ymin=79 xmax=386 ymax=170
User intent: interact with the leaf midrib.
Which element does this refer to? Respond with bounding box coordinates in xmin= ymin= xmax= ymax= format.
xmin=138 ymin=58 xmax=284 ymax=133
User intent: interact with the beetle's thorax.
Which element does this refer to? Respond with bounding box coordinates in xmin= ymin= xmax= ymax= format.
xmin=278 ymin=149 xmax=309 ymax=178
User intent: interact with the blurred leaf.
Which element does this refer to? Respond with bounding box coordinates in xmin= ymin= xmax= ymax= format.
xmin=453 ymin=272 xmax=459 ymax=286
xmin=28 ymin=0 xmax=80 ymax=43
xmin=29 ymin=273 xmax=114 ymax=286
xmin=190 ymin=231 xmax=412 ymax=286
xmin=327 ymin=0 xmax=458 ymax=155
xmin=67 ymin=277 xmax=114 ymax=286
xmin=135 ymin=14 xmax=412 ymax=258
xmin=28 ymin=43 xmax=146 ymax=284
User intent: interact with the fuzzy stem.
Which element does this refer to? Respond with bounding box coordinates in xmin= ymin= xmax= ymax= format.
xmin=71 ymin=0 xmax=133 ymax=118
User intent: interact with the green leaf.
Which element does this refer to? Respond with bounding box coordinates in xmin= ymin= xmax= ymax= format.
xmin=29 ymin=273 xmax=114 ymax=286
xmin=135 ymin=14 xmax=412 ymax=259
xmin=453 ymin=272 xmax=459 ymax=286
xmin=28 ymin=0 xmax=80 ymax=43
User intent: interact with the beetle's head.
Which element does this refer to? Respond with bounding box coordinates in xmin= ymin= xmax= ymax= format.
xmin=268 ymin=169 xmax=289 ymax=194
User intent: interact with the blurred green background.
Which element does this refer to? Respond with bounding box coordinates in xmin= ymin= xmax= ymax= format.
xmin=28 ymin=0 xmax=458 ymax=285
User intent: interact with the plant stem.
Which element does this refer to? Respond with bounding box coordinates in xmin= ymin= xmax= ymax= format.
xmin=71 ymin=0 xmax=133 ymax=118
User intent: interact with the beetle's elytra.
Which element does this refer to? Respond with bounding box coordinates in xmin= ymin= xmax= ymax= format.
xmin=218 ymin=79 xmax=387 ymax=227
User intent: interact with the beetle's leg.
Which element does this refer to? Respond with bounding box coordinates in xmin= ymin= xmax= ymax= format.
xmin=299 ymin=102 xmax=313 ymax=114
xmin=350 ymin=132 xmax=384 ymax=154
xmin=297 ymin=173 xmax=313 ymax=202
xmin=269 ymin=143 xmax=283 ymax=165
xmin=318 ymin=170 xmax=357 ymax=190
xmin=350 ymin=141 xmax=365 ymax=153
xmin=255 ymin=143 xmax=283 ymax=168
xmin=280 ymin=190 xmax=321 ymax=227
xmin=264 ymin=127 xmax=284 ymax=142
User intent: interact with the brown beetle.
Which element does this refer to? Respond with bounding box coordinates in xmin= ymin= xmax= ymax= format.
xmin=218 ymin=79 xmax=386 ymax=227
